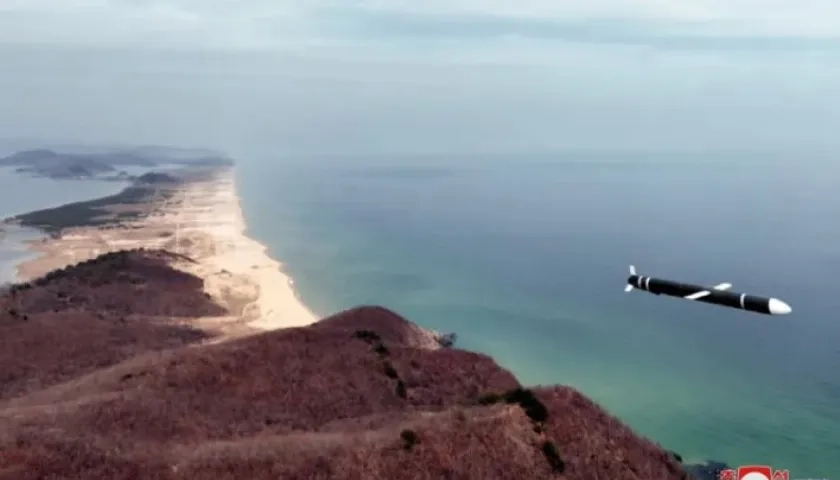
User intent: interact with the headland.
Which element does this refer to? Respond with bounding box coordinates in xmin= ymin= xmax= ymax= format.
xmin=0 ymin=149 xmax=717 ymax=479
xmin=4 ymin=162 xmax=316 ymax=339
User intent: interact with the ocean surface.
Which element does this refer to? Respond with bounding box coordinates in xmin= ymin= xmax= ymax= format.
xmin=0 ymin=166 xmax=138 ymax=282
xmin=237 ymin=154 xmax=840 ymax=478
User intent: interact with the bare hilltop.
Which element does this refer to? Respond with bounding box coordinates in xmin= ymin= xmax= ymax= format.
xmin=1 ymin=249 xmax=691 ymax=480
xmin=0 ymin=153 xmax=714 ymax=479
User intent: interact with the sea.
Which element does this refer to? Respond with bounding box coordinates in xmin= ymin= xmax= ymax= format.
xmin=236 ymin=153 xmax=840 ymax=478
xmin=1 ymin=154 xmax=837 ymax=477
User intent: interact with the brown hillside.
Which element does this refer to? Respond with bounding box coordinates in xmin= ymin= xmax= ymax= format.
xmin=0 ymin=252 xmax=689 ymax=480
xmin=0 ymin=249 xmax=221 ymax=401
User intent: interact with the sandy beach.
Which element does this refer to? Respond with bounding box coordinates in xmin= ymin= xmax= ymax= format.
xmin=13 ymin=168 xmax=318 ymax=338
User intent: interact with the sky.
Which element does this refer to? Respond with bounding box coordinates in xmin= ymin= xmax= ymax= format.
xmin=1 ymin=0 xmax=839 ymax=156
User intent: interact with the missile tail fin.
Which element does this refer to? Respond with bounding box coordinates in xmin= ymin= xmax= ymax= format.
xmin=626 ymin=265 xmax=637 ymax=292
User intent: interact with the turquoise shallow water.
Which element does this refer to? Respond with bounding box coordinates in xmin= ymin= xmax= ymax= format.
xmin=248 ymin=156 xmax=836 ymax=476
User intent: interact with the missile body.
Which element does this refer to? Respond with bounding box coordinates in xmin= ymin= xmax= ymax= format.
xmin=625 ymin=266 xmax=791 ymax=316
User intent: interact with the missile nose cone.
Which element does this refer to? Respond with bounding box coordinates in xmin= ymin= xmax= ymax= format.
xmin=768 ymin=298 xmax=792 ymax=315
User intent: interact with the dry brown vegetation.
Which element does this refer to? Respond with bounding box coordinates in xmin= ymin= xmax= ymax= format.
xmin=0 ymin=249 xmax=219 ymax=401
xmin=0 ymin=250 xmax=691 ymax=479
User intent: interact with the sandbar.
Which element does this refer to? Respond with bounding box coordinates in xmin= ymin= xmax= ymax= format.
xmin=13 ymin=167 xmax=317 ymax=338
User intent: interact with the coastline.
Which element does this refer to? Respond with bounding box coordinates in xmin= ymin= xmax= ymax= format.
xmin=7 ymin=165 xmax=317 ymax=337
xmin=0 ymin=164 xmax=726 ymax=479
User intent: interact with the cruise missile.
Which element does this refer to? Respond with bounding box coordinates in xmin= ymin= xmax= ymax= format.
xmin=625 ymin=265 xmax=791 ymax=315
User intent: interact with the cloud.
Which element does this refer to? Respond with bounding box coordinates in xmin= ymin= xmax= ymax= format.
xmin=321 ymin=9 xmax=840 ymax=52
xmin=1 ymin=2 xmax=839 ymax=156
xmin=1 ymin=0 xmax=839 ymax=55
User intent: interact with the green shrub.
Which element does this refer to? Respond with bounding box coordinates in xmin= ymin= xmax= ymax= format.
xmin=400 ymin=429 xmax=418 ymax=451
xmin=503 ymin=388 xmax=549 ymax=423
xmin=383 ymin=362 xmax=399 ymax=379
xmin=374 ymin=343 xmax=389 ymax=356
xmin=475 ymin=388 xmax=550 ymax=424
xmin=476 ymin=393 xmax=503 ymax=405
xmin=353 ymin=329 xmax=382 ymax=343
xmin=541 ymin=441 xmax=565 ymax=473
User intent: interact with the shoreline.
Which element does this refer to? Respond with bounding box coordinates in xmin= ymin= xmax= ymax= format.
xmin=218 ymin=167 xmax=319 ymax=331
xmin=8 ymin=165 xmax=318 ymax=337
xmin=0 ymin=166 xmax=732 ymax=478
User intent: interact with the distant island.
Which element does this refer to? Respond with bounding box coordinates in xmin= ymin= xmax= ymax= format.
xmin=0 ymin=146 xmax=234 ymax=181
xmin=3 ymin=166 xmax=214 ymax=235
xmin=6 ymin=149 xmax=118 ymax=179
xmin=134 ymin=171 xmax=181 ymax=185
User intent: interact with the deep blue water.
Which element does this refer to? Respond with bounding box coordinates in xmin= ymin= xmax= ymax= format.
xmin=242 ymin=155 xmax=838 ymax=477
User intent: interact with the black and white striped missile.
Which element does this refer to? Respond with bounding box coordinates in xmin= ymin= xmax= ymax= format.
xmin=625 ymin=265 xmax=791 ymax=315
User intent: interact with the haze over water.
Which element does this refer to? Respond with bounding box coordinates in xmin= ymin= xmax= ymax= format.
xmin=238 ymin=154 xmax=840 ymax=477
xmin=2 ymin=0 xmax=840 ymax=477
